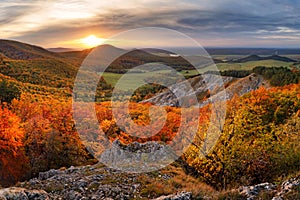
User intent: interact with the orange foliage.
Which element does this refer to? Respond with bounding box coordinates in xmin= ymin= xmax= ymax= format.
xmin=0 ymin=106 xmax=29 ymax=186
xmin=95 ymin=101 xmax=211 ymax=145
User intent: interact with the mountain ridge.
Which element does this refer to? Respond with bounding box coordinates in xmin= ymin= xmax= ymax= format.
xmin=230 ymin=54 xmax=296 ymax=63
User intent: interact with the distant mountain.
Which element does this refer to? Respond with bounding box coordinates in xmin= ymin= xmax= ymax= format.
xmin=206 ymin=48 xmax=300 ymax=55
xmin=47 ymin=47 xmax=78 ymax=52
xmin=53 ymin=44 xmax=124 ymax=66
xmin=231 ymin=54 xmax=296 ymax=63
xmin=268 ymin=55 xmax=297 ymax=62
xmin=81 ymin=47 xmax=204 ymax=73
xmin=57 ymin=48 xmax=94 ymax=66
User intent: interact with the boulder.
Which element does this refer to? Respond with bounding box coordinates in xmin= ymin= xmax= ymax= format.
xmin=152 ymin=192 xmax=192 ymax=200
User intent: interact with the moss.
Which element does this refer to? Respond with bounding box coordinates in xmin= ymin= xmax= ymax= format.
xmin=44 ymin=184 xmax=64 ymax=193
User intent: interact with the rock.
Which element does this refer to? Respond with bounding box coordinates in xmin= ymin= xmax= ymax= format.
xmin=142 ymin=73 xmax=265 ymax=108
xmin=0 ymin=143 xmax=298 ymax=200
xmin=38 ymin=169 xmax=63 ymax=181
xmin=13 ymin=164 xmax=148 ymax=199
xmin=152 ymin=192 xmax=192 ymax=200
xmin=100 ymin=140 xmax=177 ymax=172
xmin=63 ymin=190 xmax=83 ymax=200
xmin=238 ymin=183 xmax=276 ymax=200
xmin=237 ymin=175 xmax=300 ymax=200
xmin=0 ymin=187 xmax=49 ymax=200
xmin=272 ymin=175 xmax=300 ymax=199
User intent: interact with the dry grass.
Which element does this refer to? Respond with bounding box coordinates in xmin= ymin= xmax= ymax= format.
xmin=138 ymin=165 xmax=215 ymax=199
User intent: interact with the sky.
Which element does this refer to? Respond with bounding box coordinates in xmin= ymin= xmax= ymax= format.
xmin=1 ymin=0 xmax=300 ymax=48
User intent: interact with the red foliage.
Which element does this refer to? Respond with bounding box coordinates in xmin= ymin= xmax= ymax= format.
xmin=0 ymin=107 xmax=29 ymax=186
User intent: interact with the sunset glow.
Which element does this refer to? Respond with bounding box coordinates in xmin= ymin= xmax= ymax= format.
xmin=80 ymin=35 xmax=106 ymax=48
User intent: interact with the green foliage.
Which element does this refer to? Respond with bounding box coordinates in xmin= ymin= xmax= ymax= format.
xmin=0 ymin=80 xmax=21 ymax=103
xmin=205 ymin=70 xmax=251 ymax=78
xmin=253 ymin=66 xmax=299 ymax=86
xmin=207 ymin=66 xmax=299 ymax=87
xmin=131 ymin=84 xmax=166 ymax=102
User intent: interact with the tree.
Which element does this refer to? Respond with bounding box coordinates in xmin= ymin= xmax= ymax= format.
xmin=0 ymin=80 xmax=21 ymax=104
xmin=0 ymin=107 xmax=29 ymax=186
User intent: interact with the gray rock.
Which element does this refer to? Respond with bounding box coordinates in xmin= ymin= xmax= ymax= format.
xmin=63 ymin=190 xmax=83 ymax=200
xmin=152 ymin=192 xmax=192 ymax=200
xmin=0 ymin=187 xmax=49 ymax=200
xmin=239 ymin=183 xmax=276 ymax=200
xmin=100 ymin=140 xmax=177 ymax=172
xmin=143 ymin=73 xmax=265 ymax=108
xmin=38 ymin=169 xmax=62 ymax=181
xmin=272 ymin=175 xmax=300 ymax=200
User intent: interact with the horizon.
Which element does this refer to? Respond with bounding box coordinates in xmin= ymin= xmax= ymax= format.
xmin=4 ymin=39 xmax=300 ymax=52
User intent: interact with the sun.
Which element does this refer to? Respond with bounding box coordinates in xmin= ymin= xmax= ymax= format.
xmin=80 ymin=35 xmax=105 ymax=48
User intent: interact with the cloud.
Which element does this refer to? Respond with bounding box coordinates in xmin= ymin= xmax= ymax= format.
xmin=1 ymin=0 xmax=300 ymax=47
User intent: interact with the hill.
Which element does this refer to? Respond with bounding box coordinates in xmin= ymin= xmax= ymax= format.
xmin=0 ymin=40 xmax=64 ymax=60
xmin=0 ymin=40 xmax=114 ymax=100
xmin=231 ymin=54 xmax=296 ymax=63
xmin=47 ymin=47 xmax=78 ymax=52
xmin=85 ymin=48 xmax=202 ymax=73
xmin=57 ymin=48 xmax=93 ymax=66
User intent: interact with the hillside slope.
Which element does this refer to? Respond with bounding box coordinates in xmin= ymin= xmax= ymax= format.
xmin=0 ymin=40 xmax=116 ymax=98
xmin=143 ymin=73 xmax=267 ymax=107
xmin=0 ymin=40 xmax=64 ymax=60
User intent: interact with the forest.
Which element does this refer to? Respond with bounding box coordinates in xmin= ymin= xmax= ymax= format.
xmin=0 ymin=78 xmax=299 ymax=191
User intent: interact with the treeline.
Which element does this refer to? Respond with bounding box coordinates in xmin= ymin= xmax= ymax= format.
xmin=253 ymin=66 xmax=299 ymax=86
xmin=206 ymin=66 xmax=300 ymax=86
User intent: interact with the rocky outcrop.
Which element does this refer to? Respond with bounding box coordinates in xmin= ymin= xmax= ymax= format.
xmin=0 ymin=162 xmax=192 ymax=200
xmin=237 ymin=175 xmax=300 ymax=200
xmin=100 ymin=140 xmax=177 ymax=173
xmin=273 ymin=175 xmax=300 ymax=200
xmin=9 ymin=165 xmax=141 ymax=199
xmin=0 ymin=163 xmax=298 ymax=199
xmin=238 ymin=183 xmax=276 ymax=199
xmin=143 ymin=73 xmax=266 ymax=107
xmin=142 ymin=74 xmax=234 ymax=107
xmin=0 ymin=187 xmax=49 ymax=200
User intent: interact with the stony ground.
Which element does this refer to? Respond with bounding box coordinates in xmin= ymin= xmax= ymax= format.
xmin=0 ymin=163 xmax=299 ymax=200
xmin=0 ymin=163 xmax=207 ymax=200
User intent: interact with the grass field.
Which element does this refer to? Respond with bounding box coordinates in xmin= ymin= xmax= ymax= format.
xmin=102 ymin=70 xmax=181 ymax=89
xmin=101 ymin=59 xmax=294 ymax=89
xmin=217 ymin=60 xmax=292 ymax=71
